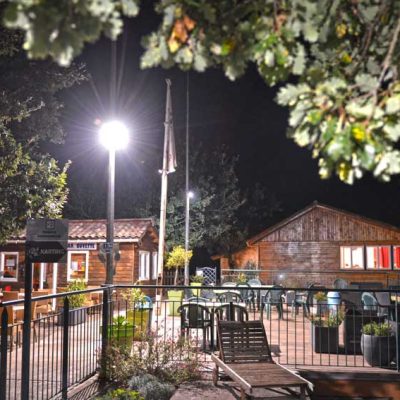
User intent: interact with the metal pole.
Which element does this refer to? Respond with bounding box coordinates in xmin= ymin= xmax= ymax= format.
xmin=157 ymin=79 xmax=172 ymax=287
xmin=184 ymin=193 xmax=190 ymax=286
xmin=0 ymin=308 xmax=9 ymax=400
xmin=184 ymin=72 xmax=190 ymax=286
xmin=21 ymin=258 xmax=32 ymax=400
xmin=106 ymin=149 xmax=115 ymax=284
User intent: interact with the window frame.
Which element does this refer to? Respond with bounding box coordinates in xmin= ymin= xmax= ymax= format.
xmin=366 ymin=245 xmax=392 ymax=270
xmin=152 ymin=252 xmax=158 ymax=280
xmin=340 ymin=246 xmax=365 ymax=270
xmin=139 ymin=251 xmax=150 ymax=280
xmin=67 ymin=250 xmax=89 ymax=282
xmin=393 ymin=246 xmax=400 ymax=270
xmin=0 ymin=252 xmax=19 ymax=282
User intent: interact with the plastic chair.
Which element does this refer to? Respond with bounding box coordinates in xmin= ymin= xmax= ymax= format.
xmin=361 ymin=292 xmax=378 ymax=314
xmin=263 ymin=285 xmax=284 ymax=320
xmin=214 ymin=303 xmax=248 ymax=322
xmin=333 ymin=278 xmax=349 ymax=289
xmin=236 ymin=283 xmax=255 ymax=310
xmin=284 ymin=290 xmax=300 ymax=318
xmin=178 ymin=303 xmax=212 ymax=350
xmin=374 ymin=292 xmax=399 ymax=320
xmin=217 ymin=291 xmax=243 ymax=303
xmin=187 ymin=297 xmax=208 ymax=303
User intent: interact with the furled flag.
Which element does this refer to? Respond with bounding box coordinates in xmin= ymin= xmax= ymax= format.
xmin=165 ymin=79 xmax=177 ymax=174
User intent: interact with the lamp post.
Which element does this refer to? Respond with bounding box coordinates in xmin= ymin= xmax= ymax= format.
xmin=184 ymin=190 xmax=194 ymax=286
xmin=99 ymin=120 xmax=129 ymax=285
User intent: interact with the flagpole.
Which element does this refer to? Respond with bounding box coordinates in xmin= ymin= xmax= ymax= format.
xmin=157 ymin=79 xmax=174 ymax=295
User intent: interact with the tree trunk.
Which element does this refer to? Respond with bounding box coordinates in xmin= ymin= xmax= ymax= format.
xmin=174 ymin=267 xmax=179 ymax=286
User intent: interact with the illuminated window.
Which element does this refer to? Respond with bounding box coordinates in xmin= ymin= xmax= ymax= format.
xmin=366 ymin=246 xmax=391 ymax=269
xmin=394 ymin=246 xmax=400 ymax=269
xmin=67 ymin=251 xmax=89 ymax=281
xmin=0 ymin=252 xmax=19 ymax=281
xmin=139 ymin=251 xmax=150 ymax=280
xmin=152 ymin=252 xmax=158 ymax=280
xmin=340 ymin=246 xmax=364 ymax=269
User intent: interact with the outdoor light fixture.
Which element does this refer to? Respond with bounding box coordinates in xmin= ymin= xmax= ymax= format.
xmin=99 ymin=119 xmax=129 ymax=285
xmin=187 ymin=191 xmax=194 ymax=199
xmin=99 ymin=120 xmax=129 ymax=151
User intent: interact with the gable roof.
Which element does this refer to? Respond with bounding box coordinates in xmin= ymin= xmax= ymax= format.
xmin=9 ymin=218 xmax=157 ymax=243
xmin=247 ymin=201 xmax=400 ymax=245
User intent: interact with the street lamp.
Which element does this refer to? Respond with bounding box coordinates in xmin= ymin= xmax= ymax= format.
xmin=99 ymin=120 xmax=129 ymax=284
xmin=184 ymin=190 xmax=194 ymax=286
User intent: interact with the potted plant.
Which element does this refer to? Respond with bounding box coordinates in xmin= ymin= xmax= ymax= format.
xmin=361 ymin=322 xmax=395 ymax=367
xmin=108 ymin=316 xmax=137 ymax=347
xmin=236 ymin=272 xmax=247 ymax=284
xmin=58 ymin=279 xmax=88 ymax=325
xmin=310 ymin=312 xmax=343 ymax=354
xmin=190 ymin=274 xmax=204 ymax=297
xmin=121 ymin=288 xmax=152 ymax=339
xmin=313 ymin=291 xmax=328 ymax=315
xmin=165 ymin=246 xmax=192 ymax=316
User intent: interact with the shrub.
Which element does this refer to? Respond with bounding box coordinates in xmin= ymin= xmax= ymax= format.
xmin=310 ymin=311 xmax=344 ymax=327
xmin=102 ymin=330 xmax=203 ymax=385
xmin=362 ymin=322 xmax=392 ymax=336
xmin=97 ymin=388 xmax=143 ymax=400
xmin=190 ymin=275 xmax=204 ymax=284
xmin=314 ymin=291 xmax=327 ymax=302
xmin=66 ymin=279 xmax=87 ymax=309
xmin=236 ymin=273 xmax=247 ymax=284
xmin=129 ymin=374 xmax=175 ymax=400
xmin=120 ymin=288 xmax=146 ymax=308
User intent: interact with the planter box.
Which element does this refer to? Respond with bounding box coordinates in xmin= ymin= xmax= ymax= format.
xmin=344 ymin=314 xmax=384 ymax=354
xmin=57 ymin=307 xmax=87 ymax=326
xmin=190 ymin=282 xmax=202 ymax=297
xmin=107 ymin=325 xmax=136 ymax=346
xmin=361 ymin=334 xmax=395 ymax=367
xmin=311 ymin=324 xmax=339 ymax=354
xmin=126 ymin=309 xmax=151 ymax=337
xmin=167 ymin=290 xmax=183 ymax=316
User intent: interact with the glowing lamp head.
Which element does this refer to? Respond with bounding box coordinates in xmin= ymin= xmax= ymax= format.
xmin=187 ymin=191 xmax=195 ymax=199
xmin=99 ymin=120 xmax=129 ymax=151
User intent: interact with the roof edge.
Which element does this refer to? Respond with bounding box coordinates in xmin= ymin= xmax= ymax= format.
xmin=247 ymin=201 xmax=400 ymax=245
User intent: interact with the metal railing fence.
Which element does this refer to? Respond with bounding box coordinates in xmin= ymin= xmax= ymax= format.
xmin=1 ymin=285 xmax=400 ymax=399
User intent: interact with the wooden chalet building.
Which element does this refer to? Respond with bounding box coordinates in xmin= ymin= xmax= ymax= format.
xmin=217 ymin=202 xmax=400 ymax=287
xmin=0 ymin=218 xmax=159 ymax=291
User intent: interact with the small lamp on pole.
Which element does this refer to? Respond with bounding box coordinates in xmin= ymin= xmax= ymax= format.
xmin=99 ymin=120 xmax=129 ymax=285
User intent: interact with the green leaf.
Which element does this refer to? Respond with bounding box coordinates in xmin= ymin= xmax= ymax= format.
xmin=386 ymin=96 xmax=400 ymax=114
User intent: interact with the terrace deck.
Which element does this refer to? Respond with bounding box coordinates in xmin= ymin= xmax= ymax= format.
xmin=2 ymin=303 xmax=399 ymax=399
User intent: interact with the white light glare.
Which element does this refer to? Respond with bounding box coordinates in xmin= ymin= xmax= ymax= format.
xmin=187 ymin=191 xmax=195 ymax=199
xmin=99 ymin=120 xmax=129 ymax=151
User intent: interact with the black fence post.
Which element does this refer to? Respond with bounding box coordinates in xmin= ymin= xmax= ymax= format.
xmin=100 ymin=288 xmax=110 ymax=378
xmin=62 ymin=297 xmax=70 ymax=400
xmin=0 ymin=308 xmax=9 ymax=400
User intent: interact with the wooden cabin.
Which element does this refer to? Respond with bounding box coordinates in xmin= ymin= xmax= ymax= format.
xmin=216 ymin=202 xmax=400 ymax=287
xmin=0 ymin=218 xmax=159 ymax=291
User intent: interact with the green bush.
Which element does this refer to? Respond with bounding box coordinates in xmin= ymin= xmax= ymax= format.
xmin=190 ymin=275 xmax=205 ymax=284
xmin=66 ymin=279 xmax=87 ymax=309
xmin=97 ymin=388 xmax=143 ymax=400
xmin=102 ymin=332 xmax=203 ymax=385
xmin=129 ymin=374 xmax=175 ymax=400
xmin=314 ymin=291 xmax=327 ymax=302
xmin=362 ymin=322 xmax=392 ymax=336
xmin=309 ymin=311 xmax=344 ymax=327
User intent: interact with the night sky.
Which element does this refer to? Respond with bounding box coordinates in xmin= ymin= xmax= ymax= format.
xmin=51 ymin=3 xmax=400 ymax=237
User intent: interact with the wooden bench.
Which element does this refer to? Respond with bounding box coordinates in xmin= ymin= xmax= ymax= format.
xmin=211 ymin=320 xmax=311 ymax=399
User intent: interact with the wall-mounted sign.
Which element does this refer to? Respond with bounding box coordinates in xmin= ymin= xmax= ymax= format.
xmin=68 ymin=243 xmax=97 ymax=251
xmin=26 ymin=219 xmax=68 ymax=263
